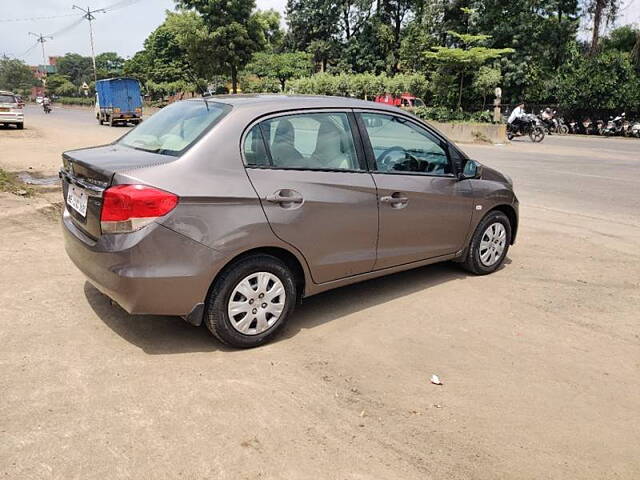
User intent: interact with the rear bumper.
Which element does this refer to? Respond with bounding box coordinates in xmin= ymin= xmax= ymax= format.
xmin=0 ymin=113 xmax=23 ymax=123
xmin=62 ymin=208 xmax=221 ymax=316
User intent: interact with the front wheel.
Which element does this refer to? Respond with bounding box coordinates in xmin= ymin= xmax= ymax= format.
xmin=530 ymin=126 xmax=545 ymax=142
xmin=559 ymin=125 xmax=569 ymax=135
xmin=507 ymin=130 xmax=514 ymax=140
xmin=461 ymin=211 xmax=512 ymax=275
xmin=205 ymin=254 xmax=297 ymax=348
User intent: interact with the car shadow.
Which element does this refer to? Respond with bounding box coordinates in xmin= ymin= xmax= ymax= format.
xmin=86 ymin=260 xmax=508 ymax=355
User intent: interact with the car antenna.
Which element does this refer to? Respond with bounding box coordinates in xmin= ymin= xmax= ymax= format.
xmin=186 ymin=66 xmax=209 ymax=111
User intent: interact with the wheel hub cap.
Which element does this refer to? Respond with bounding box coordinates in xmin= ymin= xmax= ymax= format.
xmin=228 ymin=272 xmax=286 ymax=335
xmin=479 ymin=222 xmax=506 ymax=267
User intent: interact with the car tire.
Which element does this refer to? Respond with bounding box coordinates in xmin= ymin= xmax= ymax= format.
xmin=205 ymin=254 xmax=297 ymax=348
xmin=461 ymin=211 xmax=512 ymax=275
xmin=16 ymin=123 xmax=24 ymax=130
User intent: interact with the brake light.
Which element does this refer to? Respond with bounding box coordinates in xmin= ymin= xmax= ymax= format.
xmin=101 ymin=184 xmax=178 ymax=234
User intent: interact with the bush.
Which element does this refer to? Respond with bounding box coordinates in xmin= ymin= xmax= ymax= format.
xmin=412 ymin=106 xmax=492 ymax=123
xmin=285 ymin=72 xmax=429 ymax=101
xmin=55 ymin=97 xmax=94 ymax=106
xmin=239 ymin=75 xmax=280 ymax=93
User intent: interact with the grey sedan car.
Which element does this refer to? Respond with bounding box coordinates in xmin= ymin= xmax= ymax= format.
xmin=61 ymin=95 xmax=518 ymax=348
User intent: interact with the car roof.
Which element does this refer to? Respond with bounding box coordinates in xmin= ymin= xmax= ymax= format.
xmin=187 ymin=94 xmax=404 ymax=115
xmin=0 ymin=90 xmax=16 ymax=95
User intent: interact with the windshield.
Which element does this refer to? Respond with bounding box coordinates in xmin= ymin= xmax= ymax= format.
xmin=118 ymin=100 xmax=231 ymax=156
xmin=412 ymin=98 xmax=425 ymax=107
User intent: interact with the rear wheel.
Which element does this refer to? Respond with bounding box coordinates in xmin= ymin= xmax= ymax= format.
xmin=461 ymin=211 xmax=512 ymax=275
xmin=16 ymin=123 xmax=24 ymax=130
xmin=529 ymin=126 xmax=545 ymax=142
xmin=205 ymin=254 xmax=296 ymax=348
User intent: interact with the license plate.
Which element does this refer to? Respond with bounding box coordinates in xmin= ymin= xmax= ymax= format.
xmin=67 ymin=185 xmax=88 ymax=217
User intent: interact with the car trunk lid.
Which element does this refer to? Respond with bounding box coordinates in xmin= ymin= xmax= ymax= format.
xmin=60 ymin=144 xmax=176 ymax=239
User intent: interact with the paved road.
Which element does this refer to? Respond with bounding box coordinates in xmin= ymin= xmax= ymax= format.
xmin=465 ymin=136 xmax=640 ymax=227
xmin=1 ymin=106 xmax=639 ymax=479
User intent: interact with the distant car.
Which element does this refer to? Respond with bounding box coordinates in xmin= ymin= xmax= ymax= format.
xmin=0 ymin=91 xmax=24 ymax=129
xmin=61 ymin=95 xmax=518 ymax=348
xmin=375 ymin=93 xmax=425 ymax=108
xmin=35 ymin=96 xmax=44 ymax=105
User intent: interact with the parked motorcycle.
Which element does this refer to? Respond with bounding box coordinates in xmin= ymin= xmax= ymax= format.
xmin=603 ymin=113 xmax=626 ymax=136
xmin=568 ymin=120 xmax=579 ymax=134
xmin=630 ymin=121 xmax=640 ymax=138
xmin=507 ymin=114 xmax=545 ymax=142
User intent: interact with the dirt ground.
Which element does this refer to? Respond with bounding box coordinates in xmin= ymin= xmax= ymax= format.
xmin=1 ymin=106 xmax=639 ymax=479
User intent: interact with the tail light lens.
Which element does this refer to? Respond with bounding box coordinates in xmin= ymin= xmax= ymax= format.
xmin=101 ymin=184 xmax=178 ymax=234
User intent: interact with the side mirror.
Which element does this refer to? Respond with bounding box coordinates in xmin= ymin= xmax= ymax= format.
xmin=459 ymin=159 xmax=483 ymax=180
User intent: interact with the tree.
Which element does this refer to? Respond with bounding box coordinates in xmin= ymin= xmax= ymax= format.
xmin=177 ymin=0 xmax=271 ymax=93
xmin=425 ymin=30 xmax=513 ymax=108
xmin=472 ymin=65 xmax=501 ymax=108
xmin=245 ymin=52 xmax=313 ymax=90
xmin=463 ymin=0 xmax=579 ymax=103
xmin=252 ymin=9 xmax=285 ymax=51
xmin=586 ymin=0 xmax=619 ymax=55
xmin=95 ymin=52 xmax=125 ymax=79
xmin=556 ymin=49 xmax=640 ymax=110
xmin=123 ymin=11 xmax=204 ymax=97
xmin=0 ymin=56 xmax=37 ymax=93
xmin=57 ymin=53 xmax=93 ymax=85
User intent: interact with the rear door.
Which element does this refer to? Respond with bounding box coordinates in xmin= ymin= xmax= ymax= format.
xmin=243 ymin=110 xmax=378 ymax=284
xmin=355 ymin=111 xmax=473 ymax=270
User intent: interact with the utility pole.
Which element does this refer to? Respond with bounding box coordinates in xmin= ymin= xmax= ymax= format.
xmin=72 ymin=5 xmax=105 ymax=85
xmin=28 ymin=32 xmax=53 ymax=75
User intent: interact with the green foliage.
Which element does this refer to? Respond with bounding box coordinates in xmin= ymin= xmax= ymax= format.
xmin=473 ymin=65 xmax=502 ymax=107
xmin=239 ymin=75 xmax=281 ymax=93
xmin=46 ymin=74 xmax=78 ymax=97
xmin=556 ymin=49 xmax=640 ymax=110
xmin=55 ymin=96 xmax=94 ymax=106
xmin=178 ymin=0 xmax=280 ymax=92
xmin=57 ymin=53 xmax=93 ymax=85
xmin=424 ymin=12 xmax=513 ymax=109
xmin=95 ymin=52 xmax=125 ymax=79
xmin=412 ymin=106 xmax=492 ymax=123
xmin=0 ymin=56 xmax=37 ymax=93
xmin=285 ymin=72 xmax=429 ymax=100
xmin=245 ymin=52 xmax=313 ymax=89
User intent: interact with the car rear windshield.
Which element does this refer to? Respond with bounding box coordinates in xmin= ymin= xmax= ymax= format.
xmin=118 ymin=100 xmax=231 ymax=157
xmin=0 ymin=94 xmax=16 ymax=104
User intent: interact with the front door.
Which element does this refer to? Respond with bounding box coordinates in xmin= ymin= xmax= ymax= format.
xmin=244 ymin=111 xmax=378 ymax=284
xmin=356 ymin=111 xmax=473 ymax=270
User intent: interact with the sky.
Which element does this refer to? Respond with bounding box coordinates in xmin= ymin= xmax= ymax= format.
xmin=1 ymin=0 xmax=639 ymax=66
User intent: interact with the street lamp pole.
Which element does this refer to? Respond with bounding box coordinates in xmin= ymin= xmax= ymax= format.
xmin=72 ymin=5 xmax=105 ymax=86
xmin=28 ymin=32 xmax=53 ymax=75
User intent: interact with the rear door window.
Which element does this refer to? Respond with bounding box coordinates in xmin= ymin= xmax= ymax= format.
xmin=245 ymin=112 xmax=362 ymax=171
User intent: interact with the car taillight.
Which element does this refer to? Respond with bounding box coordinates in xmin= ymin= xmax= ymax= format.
xmin=100 ymin=184 xmax=178 ymax=234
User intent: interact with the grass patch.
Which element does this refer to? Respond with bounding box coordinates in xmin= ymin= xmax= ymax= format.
xmin=0 ymin=168 xmax=34 ymax=196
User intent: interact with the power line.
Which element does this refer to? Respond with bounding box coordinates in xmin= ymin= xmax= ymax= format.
xmin=0 ymin=13 xmax=82 ymax=23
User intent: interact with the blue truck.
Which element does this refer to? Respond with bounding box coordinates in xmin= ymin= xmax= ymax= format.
xmin=95 ymin=77 xmax=143 ymax=127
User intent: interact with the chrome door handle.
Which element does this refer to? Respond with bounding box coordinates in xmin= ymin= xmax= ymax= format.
xmin=265 ymin=192 xmax=303 ymax=204
xmin=380 ymin=194 xmax=408 ymax=204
